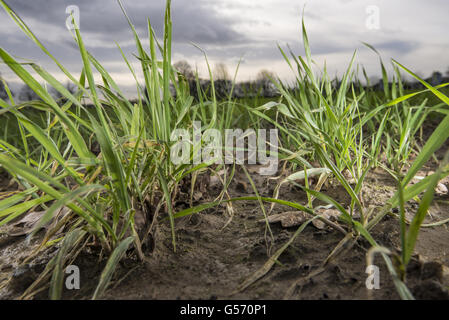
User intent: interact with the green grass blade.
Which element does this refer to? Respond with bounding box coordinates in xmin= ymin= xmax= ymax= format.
xmin=92 ymin=236 xmax=134 ymax=300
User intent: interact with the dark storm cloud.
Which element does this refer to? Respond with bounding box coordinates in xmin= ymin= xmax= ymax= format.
xmin=3 ymin=0 xmax=246 ymax=45
xmin=0 ymin=0 xmax=250 ymax=89
xmin=1 ymin=0 xmax=448 ymax=95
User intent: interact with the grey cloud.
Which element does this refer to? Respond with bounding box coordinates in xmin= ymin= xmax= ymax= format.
xmin=374 ymin=40 xmax=420 ymax=54
xmin=0 ymin=0 xmax=249 ymax=85
xmin=1 ymin=0 xmax=448 ymax=94
xmin=4 ymin=0 xmax=247 ymax=46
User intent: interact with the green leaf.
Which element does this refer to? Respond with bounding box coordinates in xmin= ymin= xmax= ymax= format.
xmin=92 ymin=236 xmax=134 ymax=300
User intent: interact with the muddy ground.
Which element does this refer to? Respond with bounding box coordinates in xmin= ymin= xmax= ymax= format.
xmin=0 ymin=158 xmax=448 ymax=300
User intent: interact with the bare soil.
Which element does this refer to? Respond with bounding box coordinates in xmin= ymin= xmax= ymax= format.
xmin=1 ymin=160 xmax=448 ymax=300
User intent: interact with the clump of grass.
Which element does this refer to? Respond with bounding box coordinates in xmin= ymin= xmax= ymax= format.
xmin=0 ymin=0 xmax=448 ymax=301
xmin=0 ymin=0 xmax=223 ymax=299
xmin=174 ymin=16 xmax=449 ymax=299
xmin=267 ymin=19 xmax=449 ymax=299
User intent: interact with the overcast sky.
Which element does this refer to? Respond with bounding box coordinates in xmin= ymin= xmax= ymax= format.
xmin=1 ymin=0 xmax=448 ymax=97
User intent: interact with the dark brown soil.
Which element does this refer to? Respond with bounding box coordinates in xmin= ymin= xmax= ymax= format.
xmin=1 ymin=162 xmax=448 ymax=300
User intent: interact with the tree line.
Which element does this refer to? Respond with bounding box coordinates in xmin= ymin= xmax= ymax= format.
xmin=2 ymin=64 xmax=449 ymax=103
xmin=171 ymin=60 xmax=279 ymax=100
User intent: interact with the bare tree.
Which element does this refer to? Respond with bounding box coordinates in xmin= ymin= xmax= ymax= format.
xmin=255 ymin=69 xmax=278 ymax=97
xmin=0 ymin=73 xmax=8 ymax=100
xmin=213 ymin=62 xmax=230 ymax=81
xmin=256 ymin=69 xmax=276 ymax=82
xmin=50 ymin=82 xmax=77 ymax=102
xmin=173 ymin=60 xmax=195 ymax=80
xmin=19 ymin=84 xmax=41 ymax=102
xmin=368 ymin=75 xmax=380 ymax=87
xmin=430 ymin=71 xmax=443 ymax=85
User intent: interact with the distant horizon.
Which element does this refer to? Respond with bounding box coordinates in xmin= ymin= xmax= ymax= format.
xmin=3 ymin=69 xmax=447 ymax=103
